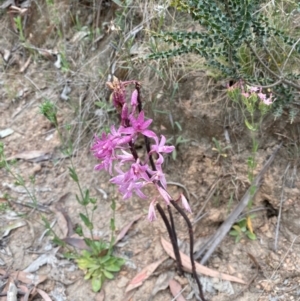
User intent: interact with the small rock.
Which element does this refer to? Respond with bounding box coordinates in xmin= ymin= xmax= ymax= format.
xmin=117 ymin=276 xmax=129 ymax=288
xmin=207 ymin=208 xmax=226 ymax=223
xmin=32 ymin=163 xmax=42 ymax=174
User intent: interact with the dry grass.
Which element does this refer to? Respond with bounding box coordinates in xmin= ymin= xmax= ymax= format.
xmin=1 ymin=0 xmax=299 ymax=153
xmin=0 ymin=0 xmax=203 ymax=153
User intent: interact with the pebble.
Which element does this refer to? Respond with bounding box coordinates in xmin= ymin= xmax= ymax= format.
xmin=117 ymin=276 xmax=129 ymax=288
xmin=32 ymin=163 xmax=42 ymax=174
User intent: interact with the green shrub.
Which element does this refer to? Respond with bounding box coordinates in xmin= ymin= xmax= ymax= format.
xmin=150 ymin=0 xmax=300 ymax=120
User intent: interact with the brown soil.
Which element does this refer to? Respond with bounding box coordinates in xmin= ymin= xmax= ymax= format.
xmin=1 ymin=2 xmax=300 ymax=301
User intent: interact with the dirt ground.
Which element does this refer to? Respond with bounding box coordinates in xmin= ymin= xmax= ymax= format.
xmin=1 ymin=1 xmax=300 ymax=301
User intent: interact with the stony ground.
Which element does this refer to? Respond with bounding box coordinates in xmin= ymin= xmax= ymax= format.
xmin=1 ymin=1 xmax=300 ymax=301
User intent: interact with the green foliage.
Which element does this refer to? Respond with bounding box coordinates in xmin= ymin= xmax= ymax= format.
xmin=168 ymin=119 xmax=189 ymax=160
xmin=0 ymin=142 xmax=37 ymax=206
xmin=42 ymin=216 xmax=67 ymax=248
xmin=39 ymin=100 xmax=58 ymax=127
xmin=75 ymin=240 xmax=124 ymax=292
xmin=150 ymin=0 xmax=300 ymax=117
xmin=229 ymin=217 xmax=256 ymax=243
xmin=212 ymin=137 xmax=231 ymax=162
xmin=60 ymin=52 xmax=70 ymax=72
xmin=0 ymin=201 xmax=9 ymax=212
xmin=43 ymin=210 xmax=123 ymax=291
xmin=68 ymin=157 xmax=124 ymax=293
xmin=171 ymin=135 xmax=190 ymax=161
xmin=39 ymin=106 xmax=125 ymax=292
xmin=39 ymin=100 xmax=65 ymax=143
xmin=226 ymin=83 xmax=272 ymax=240
xmin=14 ymin=16 xmax=25 ymax=42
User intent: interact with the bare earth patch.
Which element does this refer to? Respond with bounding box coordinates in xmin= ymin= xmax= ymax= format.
xmin=1 ymin=1 xmax=300 ymax=301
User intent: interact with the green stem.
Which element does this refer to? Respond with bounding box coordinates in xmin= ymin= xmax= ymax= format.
xmin=4 ymin=161 xmax=37 ymax=206
xmin=109 ymin=198 xmax=116 ymax=254
xmin=70 ymin=157 xmax=94 ymax=240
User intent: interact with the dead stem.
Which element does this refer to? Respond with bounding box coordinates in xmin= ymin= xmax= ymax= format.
xmin=274 ymin=162 xmax=290 ymax=251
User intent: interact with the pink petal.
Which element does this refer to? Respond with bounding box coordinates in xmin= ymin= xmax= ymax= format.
xmin=156 ymin=185 xmax=171 ymax=205
xmin=142 ymin=130 xmax=157 ymax=138
xmin=181 ymin=194 xmax=192 ymax=213
xmin=148 ymin=199 xmax=157 ymax=222
xmin=131 ymin=89 xmax=138 ymax=106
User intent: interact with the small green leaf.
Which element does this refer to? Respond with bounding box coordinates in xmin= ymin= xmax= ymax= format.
xmin=245 ymin=119 xmax=256 ymax=131
xmin=76 ymin=258 xmax=91 ymax=269
xmin=240 ymin=226 xmax=247 ymax=232
xmin=247 ymin=231 xmax=257 ymax=240
xmin=82 ymin=189 xmax=90 ymax=205
xmin=99 ymin=254 xmax=111 ymax=264
xmin=235 ymin=235 xmax=241 ymax=243
xmin=110 ymin=218 xmax=115 ymax=231
xmin=105 ymin=257 xmax=118 ymax=265
xmin=103 ymin=270 xmax=114 ymax=279
xmin=105 ymin=264 xmax=122 ymax=272
xmin=229 ymin=230 xmax=238 ymax=236
xmin=111 ymin=199 xmax=116 ymax=211
xmin=115 ymin=258 xmax=125 ymax=266
xmin=92 ymin=277 xmax=102 ymax=292
xmin=52 ymin=236 xmax=66 ymax=247
xmin=172 ymin=149 xmax=177 ymax=160
xmin=63 ymin=252 xmax=77 ymax=260
xmin=232 ymin=225 xmax=241 ymax=233
xmin=175 ymin=121 xmax=182 ymax=131
xmin=41 ymin=216 xmax=51 ymax=229
xmin=105 ymin=258 xmax=124 ymax=271
xmin=68 ymin=167 xmax=78 ymax=182
xmin=238 ymin=219 xmax=247 ymax=228
xmin=75 ymin=225 xmax=83 ymax=236
xmin=76 ymin=194 xmax=83 ymax=205
xmin=84 ymin=238 xmax=93 ymax=249
xmin=84 ymin=271 xmax=94 ymax=280
xmin=90 ymin=198 xmax=97 ymax=205
xmin=80 ymin=213 xmax=93 ymax=230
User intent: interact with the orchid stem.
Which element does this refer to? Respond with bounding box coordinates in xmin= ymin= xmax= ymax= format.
xmin=171 ymin=200 xmax=206 ymax=301
xmin=167 ymin=205 xmax=183 ymax=275
xmin=156 ymin=203 xmax=183 ymax=275
xmin=135 ymin=81 xmax=156 ymax=171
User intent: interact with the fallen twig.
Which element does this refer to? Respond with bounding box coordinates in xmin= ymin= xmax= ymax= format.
xmin=274 ymin=163 xmax=290 ymax=251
